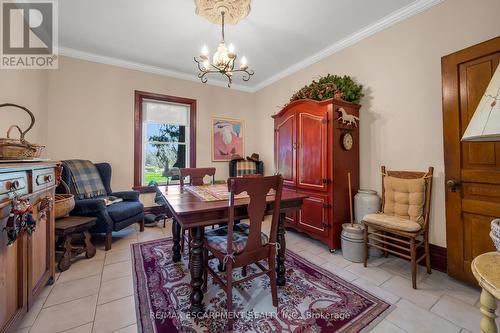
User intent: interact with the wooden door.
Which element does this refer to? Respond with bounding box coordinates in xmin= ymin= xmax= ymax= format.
xmin=275 ymin=113 xmax=296 ymax=187
xmin=297 ymin=108 xmax=328 ymax=192
xmin=442 ymin=37 xmax=500 ymax=284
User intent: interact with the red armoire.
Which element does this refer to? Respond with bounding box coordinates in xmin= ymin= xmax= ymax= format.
xmin=273 ymin=98 xmax=361 ymax=251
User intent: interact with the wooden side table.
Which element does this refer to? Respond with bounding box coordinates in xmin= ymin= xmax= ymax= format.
xmin=471 ymin=252 xmax=500 ymax=333
xmin=55 ymin=216 xmax=97 ymax=271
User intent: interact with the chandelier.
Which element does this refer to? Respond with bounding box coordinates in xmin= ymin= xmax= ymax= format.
xmin=194 ymin=11 xmax=254 ymax=88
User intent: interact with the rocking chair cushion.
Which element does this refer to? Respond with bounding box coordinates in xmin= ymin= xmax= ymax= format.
xmin=204 ymin=223 xmax=269 ymax=254
xmin=364 ymin=213 xmax=422 ymax=233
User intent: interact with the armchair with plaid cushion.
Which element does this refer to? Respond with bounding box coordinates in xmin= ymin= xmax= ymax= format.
xmin=58 ymin=160 xmax=144 ymax=250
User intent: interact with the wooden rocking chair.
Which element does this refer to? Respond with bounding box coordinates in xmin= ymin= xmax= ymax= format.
xmin=363 ymin=166 xmax=433 ymax=289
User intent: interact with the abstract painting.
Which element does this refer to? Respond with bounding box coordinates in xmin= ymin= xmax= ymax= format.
xmin=211 ymin=117 xmax=244 ymax=161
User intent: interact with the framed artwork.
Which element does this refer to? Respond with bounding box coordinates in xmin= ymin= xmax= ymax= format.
xmin=211 ymin=117 xmax=244 ymax=161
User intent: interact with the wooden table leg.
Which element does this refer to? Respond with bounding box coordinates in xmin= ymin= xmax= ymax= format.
xmin=276 ymin=212 xmax=287 ymax=286
xmin=479 ymin=288 xmax=498 ymax=333
xmin=190 ymin=226 xmax=205 ymax=315
xmin=58 ymin=236 xmax=72 ymax=272
xmin=83 ymin=231 xmax=96 ymax=259
xmin=172 ymin=219 xmax=182 ymax=262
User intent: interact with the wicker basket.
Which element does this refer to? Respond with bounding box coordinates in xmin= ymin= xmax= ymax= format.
xmin=0 ymin=103 xmax=46 ymax=159
xmin=54 ymin=180 xmax=75 ymax=219
xmin=54 ymin=194 xmax=75 ymax=219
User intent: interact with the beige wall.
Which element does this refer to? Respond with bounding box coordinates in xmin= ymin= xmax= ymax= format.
xmin=0 ymin=70 xmax=48 ymax=146
xmin=45 ymin=57 xmax=257 ymax=201
xmin=254 ymin=0 xmax=500 ymax=247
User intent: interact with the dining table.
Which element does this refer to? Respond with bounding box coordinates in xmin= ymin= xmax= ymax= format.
xmin=159 ymin=184 xmax=306 ymax=314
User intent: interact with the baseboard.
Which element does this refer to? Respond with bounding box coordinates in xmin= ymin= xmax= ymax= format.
xmin=417 ymin=243 xmax=447 ymax=273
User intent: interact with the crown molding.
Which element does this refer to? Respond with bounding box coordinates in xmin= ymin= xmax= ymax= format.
xmin=59 ymin=0 xmax=443 ymax=94
xmin=251 ymin=0 xmax=445 ymax=92
xmin=58 ymin=47 xmax=254 ymax=93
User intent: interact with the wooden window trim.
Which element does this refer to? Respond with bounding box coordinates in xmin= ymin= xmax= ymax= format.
xmin=133 ymin=90 xmax=196 ymax=191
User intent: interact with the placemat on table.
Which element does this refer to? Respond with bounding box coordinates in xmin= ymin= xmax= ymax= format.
xmin=185 ymin=184 xmax=274 ymax=202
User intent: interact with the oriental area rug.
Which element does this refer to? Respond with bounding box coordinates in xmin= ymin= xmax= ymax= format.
xmin=131 ymin=238 xmax=391 ymax=333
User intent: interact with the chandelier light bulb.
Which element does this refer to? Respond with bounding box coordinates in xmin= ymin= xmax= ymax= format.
xmin=213 ymin=42 xmax=233 ymax=69
xmin=228 ymin=43 xmax=235 ymax=53
xmin=240 ymin=56 xmax=248 ymax=70
xmin=201 ymin=45 xmax=209 ymax=56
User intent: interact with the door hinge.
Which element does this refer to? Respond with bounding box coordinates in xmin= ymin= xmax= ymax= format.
xmin=274 ymin=128 xmax=278 ymax=132
xmin=322 ymin=178 xmax=332 ymax=184
xmin=323 ymin=203 xmax=332 ymax=209
xmin=323 ymin=223 xmax=332 ymax=229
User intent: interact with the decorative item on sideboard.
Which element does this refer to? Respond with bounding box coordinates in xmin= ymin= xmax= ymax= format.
xmin=0 ymin=103 xmax=45 ymax=159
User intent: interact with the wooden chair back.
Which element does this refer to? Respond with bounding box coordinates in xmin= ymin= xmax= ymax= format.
xmin=226 ymin=175 xmax=283 ymax=255
xmin=381 ymin=166 xmax=434 ymax=232
xmin=179 ymin=167 xmax=216 ymax=186
xmin=242 ymin=174 xmax=263 ymax=178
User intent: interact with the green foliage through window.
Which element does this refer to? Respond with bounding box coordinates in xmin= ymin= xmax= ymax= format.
xmin=144 ymin=124 xmax=186 ymax=184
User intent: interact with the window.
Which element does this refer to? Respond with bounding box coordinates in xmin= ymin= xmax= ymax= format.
xmin=134 ymin=91 xmax=196 ymax=190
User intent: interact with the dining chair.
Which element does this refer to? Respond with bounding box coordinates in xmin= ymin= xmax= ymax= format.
xmin=179 ymin=167 xmax=216 ymax=187
xmin=362 ymin=166 xmax=433 ymax=289
xmin=203 ymin=175 xmax=283 ymax=329
xmin=179 ymin=167 xmax=216 ymax=253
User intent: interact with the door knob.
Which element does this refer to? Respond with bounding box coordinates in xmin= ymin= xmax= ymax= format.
xmin=446 ymin=179 xmax=461 ymax=192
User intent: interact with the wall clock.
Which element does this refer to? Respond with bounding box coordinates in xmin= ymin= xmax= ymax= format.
xmin=342 ymin=132 xmax=353 ymax=151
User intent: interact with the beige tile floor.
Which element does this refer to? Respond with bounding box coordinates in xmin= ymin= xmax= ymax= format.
xmin=16 ymin=220 xmax=499 ymax=333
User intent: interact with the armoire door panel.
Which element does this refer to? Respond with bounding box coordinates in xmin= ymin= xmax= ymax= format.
xmin=297 ymin=112 xmax=328 ymax=192
xmin=275 ymin=114 xmax=296 ymax=187
xmin=298 ymin=193 xmax=329 ymax=237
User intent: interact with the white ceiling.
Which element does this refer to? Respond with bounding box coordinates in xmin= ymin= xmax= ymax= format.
xmin=59 ymin=0 xmax=441 ymax=91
